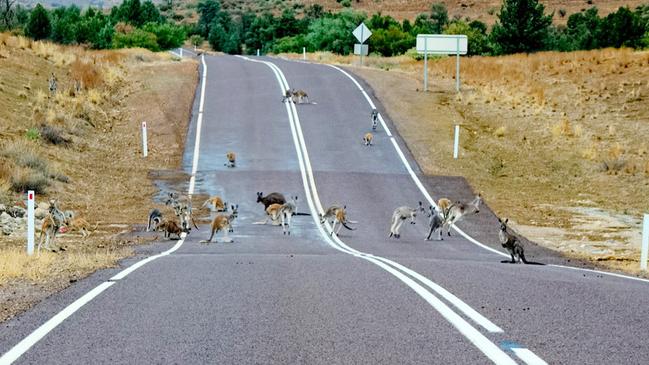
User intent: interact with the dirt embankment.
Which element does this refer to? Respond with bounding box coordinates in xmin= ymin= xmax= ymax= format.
xmin=0 ymin=33 xmax=199 ymax=322
xmin=281 ymin=49 xmax=649 ymax=277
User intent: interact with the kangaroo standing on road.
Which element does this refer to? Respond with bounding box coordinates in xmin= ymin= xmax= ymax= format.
xmin=442 ymin=194 xmax=482 ymax=237
xmin=201 ymin=205 xmax=238 ymax=243
xmin=389 ymin=202 xmax=423 ymax=239
xmin=202 ymin=196 xmax=228 ymax=212
xmin=425 ymin=205 xmax=444 ymax=241
xmin=225 ymin=152 xmax=236 ymax=168
xmin=147 ymin=209 xmax=163 ymax=232
xmin=256 ymin=192 xmax=286 ymax=210
xmin=157 ymin=219 xmax=183 ymax=240
xmin=498 ymin=218 xmax=529 ymax=264
xmin=363 ymin=132 xmax=373 ymax=146
xmin=371 ymin=109 xmax=379 ymax=130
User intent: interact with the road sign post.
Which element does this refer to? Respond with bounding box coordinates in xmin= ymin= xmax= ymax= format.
xmin=642 ymin=214 xmax=649 ymax=271
xmin=141 ymin=121 xmax=148 ymax=158
xmin=180 ymin=48 xmax=183 ymax=57
xmin=27 ymin=191 xmax=34 ymax=255
xmin=417 ymin=34 xmax=468 ymax=93
xmin=353 ymin=23 xmax=372 ymax=66
xmin=303 ymin=47 xmax=306 ymax=61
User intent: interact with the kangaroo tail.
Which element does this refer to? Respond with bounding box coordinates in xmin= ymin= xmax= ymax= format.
xmin=521 ymin=253 xmax=545 ymax=265
xmin=341 ymin=221 xmax=356 ymax=231
xmin=293 ymin=212 xmax=311 ymax=216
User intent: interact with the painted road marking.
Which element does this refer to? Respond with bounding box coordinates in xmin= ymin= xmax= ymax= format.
xmin=0 ymin=54 xmax=209 ymax=365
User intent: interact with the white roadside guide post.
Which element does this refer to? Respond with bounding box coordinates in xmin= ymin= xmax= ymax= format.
xmin=180 ymin=48 xmax=183 ymax=57
xmin=641 ymin=214 xmax=649 ymax=271
xmin=353 ymin=22 xmax=372 ymax=66
xmin=141 ymin=121 xmax=148 ymax=158
xmin=303 ymin=47 xmax=306 ymax=60
xmin=453 ymin=125 xmax=460 ymax=159
xmin=416 ymin=34 xmax=467 ymax=93
xmin=26 ymin=191 xmax=34 ymax=255
xmin=257 ymin=49 xmax=260 ymax=57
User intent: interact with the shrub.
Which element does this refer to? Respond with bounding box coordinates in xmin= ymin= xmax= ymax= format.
xmin=39 ymin=124 xmax=71 ymax=146
xmin=25 ymin=4 xmax=51 ymax=41
xmin=142 ymin=22 xmax=186 ymax=50
xmin=10 ymin=168 xmax=49 ymax=194
xmin=112 ymin=28 xmax=159 ymax=51
xmin=25 ymin=128 xmax=40 ymax=141
xmin=70 ymin=59 xmax=103 ymax=89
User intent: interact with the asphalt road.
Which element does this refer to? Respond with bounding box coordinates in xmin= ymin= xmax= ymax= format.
xmin=1 ymin=54 xmax=648 ymax=365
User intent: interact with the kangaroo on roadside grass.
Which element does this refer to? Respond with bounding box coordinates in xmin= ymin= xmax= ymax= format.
xmin=389 ymin=202 xmax=424 ymax=239
xmin=371 ymin=109 xmax=379 ymax=130
xmin=38 ymin=199 xmax=67 ymax=253
xmin=67 ymin=217 xmax=97 ymax=238
xmin=256 ymin=192 xmax=286 ymax=210
xmin=319 ymin=205 xmax=356 ymax=236
xmin=442 ymin=194 xmax=482 ymax=237
xmin=202 ymin=196 xmax=227 ymax=212
xmin=201 ymin=205 xmax=238 ymax=243
xmin=225 ymin=152 xmax=236 ymax=168
xmin=363 ymin=132 xmax=373 ymax=146
xmin=425 ymin=205 xmax=444 ymax=241
xmin=147 ymin=208 xmax=163 ymax=232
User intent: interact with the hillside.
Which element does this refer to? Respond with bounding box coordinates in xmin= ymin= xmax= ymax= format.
xmin=17 ymin=0 xmax=648 ymax=25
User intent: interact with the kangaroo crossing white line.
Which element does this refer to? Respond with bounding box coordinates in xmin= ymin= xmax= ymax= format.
xmin=239 ymin=55 xmax=527 ymax=365
xmin=0 ymin=55 xmax=209 ymax=365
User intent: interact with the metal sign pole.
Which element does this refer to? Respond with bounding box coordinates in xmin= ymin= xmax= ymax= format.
xmin=456 ymin=38 xmax=460 ymax=92
xmin=424 ymin=38 xmax=428 ymax=92
xmin=360 ymin=27 xmax=364 ymax=66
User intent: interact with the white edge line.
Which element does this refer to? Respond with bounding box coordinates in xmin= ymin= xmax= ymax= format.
xmin=0 ymin=282 xmax=115 ymax=365
xmin=0 ymin=52 xmax=209 ymax=365
xmin=240 ymin=55 xmax=518 ymax=365
xmin=323 ymin=60 xmax=649 ymax=286
xmin=511 ymin=347 xmax=549 ymax=365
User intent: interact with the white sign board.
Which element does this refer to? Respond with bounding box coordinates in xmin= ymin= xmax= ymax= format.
xmin=353 ymin=23 xmax=372 ymax=44
xmin=417 ymin=34 xmax=468 ymax=55
xmin=354 ymin=44 xmax=368 ymax=56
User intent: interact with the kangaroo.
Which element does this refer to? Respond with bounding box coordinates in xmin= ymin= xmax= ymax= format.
xmin=157 ymin=219 xmax=183 ymax=240
xmin=67 ymin=217 xmax=97 ymax=238
xmin=437 ymin=198 xmax=452 ymax=220
xmin=48 ymin=73 xmax=57 ymax=94
xmin=201 ymin=205 xmax=238 ymax=243
xmin=256 ymin=192 xmax=286 ymax=210
xmin=389 ymin=202 xmax=424 ymax=239
xmin=371 ymin=109 xmax=379 ymax=130
xmin=147 ymin=208 xmax=163 ymax=232
xmin=278 ymin=196 xmax=298 ymax=235
xmin=425 ymin=205 xmax=444 ymax=241
xmin=292 ymin=89 xmax=309 ymax=104
xmin=442 ymin=194 xmax=482 ymax=237
xmin=225 ymin=152 xmax=236 ymax=168
xmin=178 ymin=203 xmax=199 ymax=233
xmin=498 ymin=218 xmax=528 ymax=264
xmin=255 ymin=203 xmax=283 ymax=226
xmin=282 ymin=88 xmax=295 ymax=103
xmin=319 ymin=205 xmax=356 ymax=236
xmin=38 ymin=199 xmax=67 ymax=253
xmin=202 ymin=196 xmax=227 ymax=212
xmin=363 ymin=132 xmax=373 ymax=146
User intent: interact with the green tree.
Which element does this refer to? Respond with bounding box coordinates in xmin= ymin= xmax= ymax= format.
xmin=190 ymin=34 xmax=203 ymax=48
xmin=143 ymin=22 xmax=185 ymax=49
xmin=112 ymin=28 xmax=159 ymax=50
xmin=197 ymin=0 xmax=221 ymax=37
xmin=305 ymin=10 xmax=365 ymax=54
xmin=25 ymin=4 xmax=51 ymax=40
xmin=50 ymin=6 xmax=81 ymax=44
xmin=412 ymin=3 xmax=448 ymax=34
xmin=566 ymin=7 xmax=601 ymax=50
xmin=598 ymin=6 xmax=644 ymax=48
xmin=490 ymin=0 xmax=553 ymax=54
xmin=443 ymin=20 xmax=490 ymax=55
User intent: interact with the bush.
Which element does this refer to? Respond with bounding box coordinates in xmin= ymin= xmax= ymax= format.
xmin=39 ymin=124 xmax=71 ymax=146
xmin=112 ymin=28 xmax=159 ymax=51
xmin=10 ymin=168 xmax=49 ymax=194
xmin=25 ymin=128 xmax=40 ymax=141
xmin=25 ymin=4 xmax=51 ymax=41
xmin=143 ymin=22 xmax=186 ymax=50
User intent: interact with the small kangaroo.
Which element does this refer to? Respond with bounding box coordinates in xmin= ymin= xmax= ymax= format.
xmin=389 ymin=202 xmax=423 ymax=239
xmin=157 ymin=219 xmax=183 ymax=240
xmin=292 ymin=89 xmax=309 ymax=104
xmin=425 ymin=205 xmax=444 ymax=241
xmin=67 ymin=217 xmax=97 ymax=238
xmin=363 ymin=132 xmax=373 ymax=146
xmin=282 ymin=88 xmax=295 ymax=103
xmin=147 ymin=208 xmax=163 ymax=232
xmin=256 ymin=192 xmax=286 ymax=210
xmin=498 ymin=218 xmax=528 ymax=264
xmin=201 ymin=205 xmax=238 ymax=243
xmin=225 ymin=152 xmax=236 ymax=168
xmin=370 ymin=109 xmax=379 ymax=130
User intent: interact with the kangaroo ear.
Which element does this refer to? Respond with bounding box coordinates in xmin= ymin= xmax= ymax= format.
xmin=418 ymin=201 xmax=423 ymax=206
xmin=505 ymin=218 xmax=508 ymax=224
xmin=497 ymin=218 xmax=501 ymax=223
xmin=343 ymin=205 xmax=347 ymax=209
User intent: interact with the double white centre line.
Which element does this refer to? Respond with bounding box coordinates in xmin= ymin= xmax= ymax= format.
xmin=238 ymin=55 xmax=546 ymax=365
